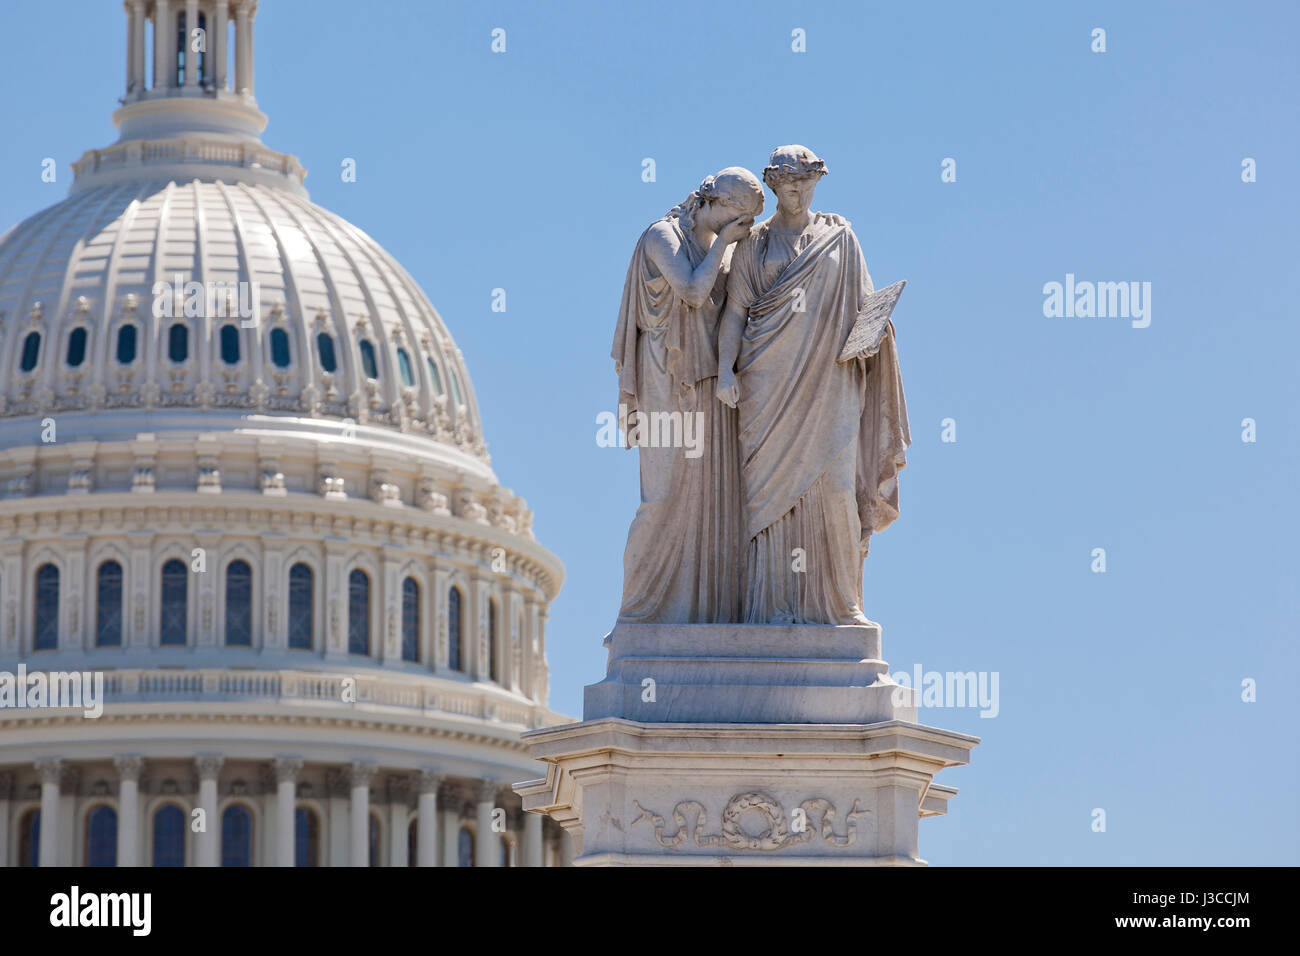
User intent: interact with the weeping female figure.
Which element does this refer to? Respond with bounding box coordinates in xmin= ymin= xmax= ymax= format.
xmin=717 ymin=146 xmax=911 ymax=626
xmin=612 ymin=167 xmax=764 ymax=623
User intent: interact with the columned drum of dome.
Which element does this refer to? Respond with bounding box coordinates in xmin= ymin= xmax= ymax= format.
xmin=0 ymin=0 xmax=571 ymax=867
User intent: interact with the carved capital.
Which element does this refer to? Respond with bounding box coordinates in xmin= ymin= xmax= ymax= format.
xmin=35 ymin=757 xmax=63 ymax=785
xmin=348 ymin=762 xmax=376 ymax=789
xmin=113 ymin=755 xmax=144 ymax=782
xmin=417 ymin=769 xmax=444 ymax=796
xmin=475 ymin=778 xmax=499 ymax=804
xmin=195 ymin=754 xmax=225 ymax=781
xmin=273 ymin=757 xmax=304 ymax=785
xmin=0 ymin=771 xmax=13 ymax=800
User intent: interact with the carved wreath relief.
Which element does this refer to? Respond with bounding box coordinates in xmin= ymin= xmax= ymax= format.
xmin=632 ymin=791 xmax=868 ymax=851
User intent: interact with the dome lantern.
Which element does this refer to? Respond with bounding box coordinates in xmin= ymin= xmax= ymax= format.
xmin=74 ymin=0 xmax=303 ymax=195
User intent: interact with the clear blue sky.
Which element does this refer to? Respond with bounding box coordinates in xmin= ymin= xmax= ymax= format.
xmin=2 ymin=1 xmax=1296 ymax=866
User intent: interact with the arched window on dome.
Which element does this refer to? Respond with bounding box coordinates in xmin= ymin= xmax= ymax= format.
xmin=225 ymin=560 xmax=252 ymax=646
xmin=152 ymin=805 xmax=186 ymax=867
xmin=425 ymin=357 xmax=444 ymax=396
xmin=66 ymin=327 xmax=88 ymax=368
xmin=116 ymin=324 xmax=138 ymax=364
xmin=450 ymin=367 xmax=464 ymax=406
xmin=401 ymin=577 xmax=419 ymax=662
xmin=167 ymin=322 xmax=188 ymax=363
xmin=85 ymin=806 xmax=118 ymax=867
xmin=488 ymin=598 xmax=500 ymax=683
xmin=348 ymin=569 xmax=369 ymax=655
xmin=396 ymin=347 xmax=415 ymax=387
xmin=96 ymin=560 xmax=124 ymax=647
xmin=219 ymin=324 xmax=240 ymax=364
xmin=368 ymin=812 xmax=381 ymax=867
xmin=18 ymin=810 xmax=39 ymax=867
xmin=288 ymin=563 xmax=313 ymax=650
xmin=19 ymin=331 xmax=41 ymax=372
xmin=358 ymin=340 xmax=379 ymax=380
xmin=221 ymin=805 xmax=253 ymax=867
xmin=34 ymin=563 xmax=58 ymax=651
xmin=316 ymin=333 xmax=338 ymax=372
xmin=500 ymin=834 xmax=511 ymax=867
xmin=160 ymin=559 xmax=188 ymax=646
xmin=295 ymin=807 xmax=320 ymax=867
xmin=407 ymin=818 xmax=418 ymax=867
xmin=270 ymin=327 xmax=291 ymax=368
xmin=448 ymin=586 xmax=463 ymax=671
xmin=457 ymin=826 xmax=474 ymax=867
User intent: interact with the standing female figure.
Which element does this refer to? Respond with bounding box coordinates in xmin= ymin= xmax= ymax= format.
xmin=612 ymin=167 xmax=765 ymax=623
xmin=717 ymin=146 xmax=911 ymax=625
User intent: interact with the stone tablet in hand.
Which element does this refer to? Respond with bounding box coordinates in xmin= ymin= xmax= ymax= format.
xmin=837 ymin=279 xmax=906 ymax=362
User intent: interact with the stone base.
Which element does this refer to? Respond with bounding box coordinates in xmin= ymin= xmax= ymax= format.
xmin=515 ymin=717 xmax=978 ymax=866
xmin=516 ymin=622 xmax=977 ymax=866
xmin=584 ymin=622 xmax=909 ymax=724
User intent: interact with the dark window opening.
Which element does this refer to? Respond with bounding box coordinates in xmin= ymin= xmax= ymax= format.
xmin=66 ymin=327 xmax=88 ymax=367
xmin=270 ymin=327 xmax=291 ymax=368
xmin=220 ymin=324 xmax=240 ymax=364
xmin=316 ymin=333 xmax=337 ymax=372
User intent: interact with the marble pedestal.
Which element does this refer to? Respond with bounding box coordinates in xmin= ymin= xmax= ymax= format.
xmin=515 ymin=623 xmax=978 ymax=866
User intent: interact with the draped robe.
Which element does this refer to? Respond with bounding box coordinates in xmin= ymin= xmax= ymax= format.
xmin=727 ymin=217 xmax=910 ymax=625
xmin=610 ymin=218 xmax=742 ymax=623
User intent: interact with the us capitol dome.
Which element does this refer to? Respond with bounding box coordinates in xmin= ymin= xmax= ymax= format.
xmin=0 ymin=0 xmax=571 ymax=867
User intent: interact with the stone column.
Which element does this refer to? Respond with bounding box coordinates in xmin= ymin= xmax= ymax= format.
xmin=432 ymin=567 xmax=449 ymax=671
xmin=559 ymin=830 xmax=575 ymax=867
xmin=475 ymin=780 xmax=498 ymax=868
xmin=114 ymin=756 xmax=143 ymax=867
xmin=132 ymin=0 xmax=147 ymax=93
xmin=325 ymin=768 xmax=349 ymax=867
xmin=212 ymin=0 xmax=227 ymax=91
xmin=153 ymin=0 xmax=171 ymax=90
xmin=58 ymin=766 xmax=80 ymax=866
xmin=523 ymin=809 xmax=543 ymax=868
xmin=125 ymin=1 xmax=138 ymax=95
xmin=470 ymin=573 xmax=491 ymax=681
xmin=36 ymin=758 xmax=62 ymax=867
xmin=523 ymin=594 xmax=539 ymax=699
xmin=261 ymin=543 xmax=283 ymax=652
xmin=183 ymin=0 xmax=198 ymax=87
xmin=274 ymin=758 xmax=301 ymax=867
xmin=348 ymin=763 xmax=374 ymax=867
xmin=536 ymin=606 xmax=550 ymax=704
xmin=195 ymin=755 xmax=222 ymax=867
xmin=438 ymin=782 xmax=459 ymax=867
xmin=234 ymin=0 xmax=253 ymax=95
xmin=416 ymin=771 xmax=441 ymax=867
xmin=0 ymin=772 xmax=12 ymax=867
xmin=1 ymin=546 xmax=22 ymax=656
xmin=507 ymin=587 xmax=522 ymax=692
xmin=387 ymin=776 xmax=410 ymax=868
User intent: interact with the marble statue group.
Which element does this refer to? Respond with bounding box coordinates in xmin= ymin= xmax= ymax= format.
xmin=612 ymin=146 xmax=912 ymax=628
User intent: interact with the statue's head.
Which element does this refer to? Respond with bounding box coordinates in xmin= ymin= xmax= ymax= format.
xmin=763 ymin=145 xmax=827 ymax=213
xmin=670 ymin=166 xmax=764 ymax=232
xmin=700 ymin=166 xmax=765 ymax=220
